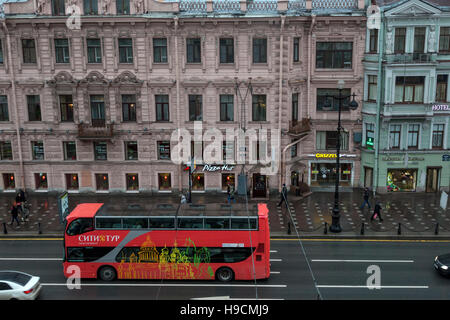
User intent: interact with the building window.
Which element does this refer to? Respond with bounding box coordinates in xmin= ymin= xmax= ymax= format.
xmin=27 ymin=95 xmax=41 ymax=121
xmin=121 ymin=94 xmax=136 ymax=122
xmin=395 ymin=76 xmax=425 ymax=103
xmin=153 ymin=38 xmax=167 ymax=63
xmin=124 ymin=141 xmax=138 ymax=160
xmin=220 ymin=95 xmax=234 ymax=122
xmin=31 ymin=141 xmax=44 ymax=160
xmin=87 ymin=39 xmax=102 ymax=63
xmin=439 ymin=27 xmax=450 ymax=52
xmin=222 ymin=173 xmax=235 ymax=191
xmin=291 ymin=139 xmax=298 ymax=158
xmin=436 ymin=74 xmax=448 ymax=102
xmin=432 ymin=124 xmax=445 ymax=149
xmin=316 ymin=42 xmax=352 ymax=69
xmin=34 ymin=173 xmax=48 ymax=190
xmin=0 ymin=40 xmax=3 ymax=64
xmin=59 ymin=95 xmax=74 ymax=122
xmin=65 ymin=174 xmax=79 ymax=190
xmin=252 ymin=95 xmax=266 ymax=121
xmin=365 ymin=123 xmax=375 ymax=149
xmin=3 ymin=173 xmax=15 ymax=190
xmin=155 ymin=95 xmax=169 ymax=122
xmin=126 ymin=173 xmax=139 ymax=191
xmin=414 ymin=27 xmax=426 ymax=53
xmin=95 ymin=173 xmax=109 ymax=191
xmin=368 ymin=75 xmax=377 ymax=102
xmin=316 ymin=131 xmax=349 ymax=150
xmin=0 ymin=141 xmax=12 ymax=160
xmin=253 ymin=38 xmax=267 ymax=63
xmin=407 ymin=124 xmax=420 ymax=149
xmin=94 ymin=142 xmax=107 ymax=160
xmin=222 ymin=140 xmax=235 ymax=163
xmin=293 ymin=37 xmax=300 ymax=62
xmin=84 ymin=0 xmax=98 ymax=14
xmin=22 ymin=39 xmax=37 ymax=64
xmin=219 ymin=38 xmax=234 ymax=64
xmin=394 ymin=27 xmax=406 ymax=53
xmin=158 ymin=173 xmax=171 ymax=191
xmin=191 ymin=141 xmax=203 ymax=161
xmin=118 ymin=38 xmax=133 ymax=63
xmin=55 ymin=39 xmax=70 ymax=63
xmin=292 ymin=93 xmax=298 ymax=121
xmin=63 ymin=141 xmax=77 ymax=160
xmin=116 ymin=0 xmax=130 ymax=14
xmin=188 ymin=94 xmax=202 ymax=121
xmin=192 ymin=173 xmax=205 ymax=191
xmin=316 ymin=88 xmax=351 ymax=111
xmin=186 ymin=38 xmax=201 ymax=63
xmin=389 ymin=125 xmax=401 ymax=149
xmin=51 ymin=0 xmax=65 ymax=15
xmin=0 ymin=95 xmax=9 ymax=121
xmin=90 ymin=95 xmax=105 ymax=125
xmin=387 ymin=169 xmax=417 ymax=192
xmin=157 ymin=141 xmax=171 ymax=160
xmin=369 ymin=29 xmax=378 ymax=53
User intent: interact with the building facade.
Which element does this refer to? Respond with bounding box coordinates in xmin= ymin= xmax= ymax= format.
xmin=361 ymin=0 xmax=450 ymax=193
xmin=0 ymin=0 xmax=367 ymax=196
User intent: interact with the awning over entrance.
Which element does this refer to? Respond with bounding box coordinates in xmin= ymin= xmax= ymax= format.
xmin=289 ymin=162 xmax=307 ymax=173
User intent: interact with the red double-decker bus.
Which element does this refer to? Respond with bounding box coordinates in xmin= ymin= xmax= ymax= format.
xmin=63 ymin=203 xmax=270 ymax=282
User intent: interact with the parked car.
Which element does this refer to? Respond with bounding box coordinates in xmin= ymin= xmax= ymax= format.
xmin=0 ymin=271 xmax=42 ymax=300
xmin=434 ymin=254 xmax=450 ymax=276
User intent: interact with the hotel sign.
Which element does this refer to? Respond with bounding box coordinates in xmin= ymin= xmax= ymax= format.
xmin=432 ymin=104 xmax=450 ymax=111
xmin=443 ymin=155 xmax=450 ymax=162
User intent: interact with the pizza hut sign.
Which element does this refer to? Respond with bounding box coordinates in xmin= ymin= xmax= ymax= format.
xmin=202 ymin=164 xmax=235 ymax=172
xmin=432 ymin=104 xmax=450 ymax=111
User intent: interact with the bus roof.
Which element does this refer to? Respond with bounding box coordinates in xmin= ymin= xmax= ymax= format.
xmin=66 ymin=203 xmax=104 ymax=221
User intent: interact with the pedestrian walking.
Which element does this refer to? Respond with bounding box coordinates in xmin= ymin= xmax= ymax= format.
xmin=371 ymin=201 xmax=383 ymax=222
xmin=360 ymin=187 xmax=371 ymax=210
xmin=227 ymin=184 xmax=236 ymax=204
xmin=9 ymin=202 xmax=20 ymax=227
xmin=277 ymin=184 xmax=288 ymax=208
xmin=180 ymin=194 xmax=187 ymax=204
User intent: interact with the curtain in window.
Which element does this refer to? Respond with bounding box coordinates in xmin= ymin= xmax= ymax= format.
xmin=316 ymin=131 xmax=326 ymax=150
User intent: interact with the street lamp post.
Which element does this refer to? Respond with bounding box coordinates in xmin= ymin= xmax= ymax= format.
xmin=323 ymin=80 xmax=358 ymax=233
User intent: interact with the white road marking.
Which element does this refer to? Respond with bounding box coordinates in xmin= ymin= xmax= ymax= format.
xmin=41 ymin=283 xmax=287 ymax=288
xmin=270 ymin=259 xmax=282 ymax=262
xmin=0 ymin=258 xmax=63 ymax=261
xmin=270 ymin=271 xmax=280 ymax=274
xmin=191 ymin=296 xmax=284 ymax=300
xmin=317 ymin=285 xmax=428 ymax=289
xmin=311 ymin=259 xmax=414 ymax=263
xmin=270 ymin=250 xmax=278 ymax=253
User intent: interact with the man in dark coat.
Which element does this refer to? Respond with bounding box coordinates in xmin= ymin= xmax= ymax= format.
xmin=9 ymin=202 xmax=20 ymax=226
xmin=360 ymin=187 xmax=371 ymax=209
xmin=277 ymin=184 xmax=288 ymax=208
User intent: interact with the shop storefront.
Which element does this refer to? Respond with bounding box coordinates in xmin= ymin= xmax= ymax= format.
xmin=307 ymin=153 xmax=357 ymax=188
xmin=386 ymin=169 xmax=418 ymax=192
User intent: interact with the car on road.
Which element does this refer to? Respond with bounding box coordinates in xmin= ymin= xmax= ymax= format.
xmin=434 ymin=254 xmax=450 ymax=276
xmin=0 ymin=271 xmax=42 ymax=300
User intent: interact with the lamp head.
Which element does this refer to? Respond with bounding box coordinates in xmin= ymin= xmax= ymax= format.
xmin=337 ymin=80 xmax=345 ymax=90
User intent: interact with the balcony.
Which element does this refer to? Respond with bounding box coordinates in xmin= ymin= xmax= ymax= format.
xmin=382 ymin=104 xmax=433 ymax=118
xmin=385 ymin=53 xmax=437 ymax=65
xmin=288 ymin=118 xmax=311 ymax=136
xmin=78 ymin=120 xmax=114 ymax=140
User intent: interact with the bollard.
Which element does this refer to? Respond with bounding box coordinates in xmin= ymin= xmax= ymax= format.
xmin=435 ymin=222 xmax=439 ymax=235
xmin=38 ymin=222 xmax=42 ymax=235
xmin=287 ymin=221 xmax=291 ymax=235
xmin=397 ymin=223 xmax=401 ymax=235
xmin=324 ymin=222 xmax=328 ymax=234
xmin=360 ymin=222 xmax=365 ymax=235
xmin=2 ymin=222 xmax=7 ymax=235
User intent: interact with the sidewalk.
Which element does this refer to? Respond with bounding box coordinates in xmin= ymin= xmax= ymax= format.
xmin=0 ymin=189 xmax=449 ymax=239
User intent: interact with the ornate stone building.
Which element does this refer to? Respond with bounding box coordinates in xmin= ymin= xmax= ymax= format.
xmin=0 ymin=0 xmax=367 ymax=196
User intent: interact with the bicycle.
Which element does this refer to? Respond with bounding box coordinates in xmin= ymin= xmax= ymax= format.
xmin=17 ymin=201 xmax=31 ymax=222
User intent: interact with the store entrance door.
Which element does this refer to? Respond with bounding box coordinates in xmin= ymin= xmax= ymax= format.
xmin=426 ymin=167 xmax=440 ymax=193
xmin=364 ymin=167 xmax=373 ymax=188
xmin=252 ymin=174 xmax=267 ymax=198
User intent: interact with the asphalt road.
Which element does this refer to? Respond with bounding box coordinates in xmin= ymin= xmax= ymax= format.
xmin=0 ymin=238 xmax=449 ymax=300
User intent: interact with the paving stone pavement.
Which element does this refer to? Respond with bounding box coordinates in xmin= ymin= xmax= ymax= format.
xmin=1 ymin=189 xmax=449 ymax=238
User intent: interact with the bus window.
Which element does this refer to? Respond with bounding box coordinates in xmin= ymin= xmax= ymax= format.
xmin=66 ymin=218 xmax=94 ymax=236
xmin=96 ymin=218 xmax=123 ymax=229
xmin=67 ymin=247 xmax=115 ymax=262
xmin=149 ymin=218 xmax=175 ymax=229
xmin=223 ymin=248 xmax=254 ymax=263
xmin=122 ymin=218 xmax=148 ymax=229
xmin=231 ymin=218 xmax=258 ymax=230
xmin=178 ymin=218 xmax=204 ymax=229
xmin=204 ymin=218 xmax=230 ymax=229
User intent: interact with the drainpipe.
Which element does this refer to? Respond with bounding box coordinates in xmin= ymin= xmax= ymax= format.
xmin=373 ymin=9 xmax=384 ymax=196
xmin=278 ymin=15 xmax=285 ymax=192
xmin=281 ymin=134 xmax=309 ymax=188
xmin=2 ymin=21 xmax=26 ymax=189
xmin=307 ymin=15 xmax=316 ymax=120
xmin=174 ymin=16 xmax=182 ymax=193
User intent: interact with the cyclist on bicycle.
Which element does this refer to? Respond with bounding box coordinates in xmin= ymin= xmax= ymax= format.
xmin=15 ymin=189 xmax=29 ymax=222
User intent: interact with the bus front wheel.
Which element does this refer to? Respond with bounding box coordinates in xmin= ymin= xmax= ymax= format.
xmin=216 ymin=267 xmax=234 ymax=282
xmin=98 ymin=266 xmax=116 ymax=281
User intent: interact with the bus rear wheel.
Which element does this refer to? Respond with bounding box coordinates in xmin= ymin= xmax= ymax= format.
xmin=216 ymin=267 xmax=234 ymax=282
xmin=98 ymin=266 xmax=116 ymax=281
